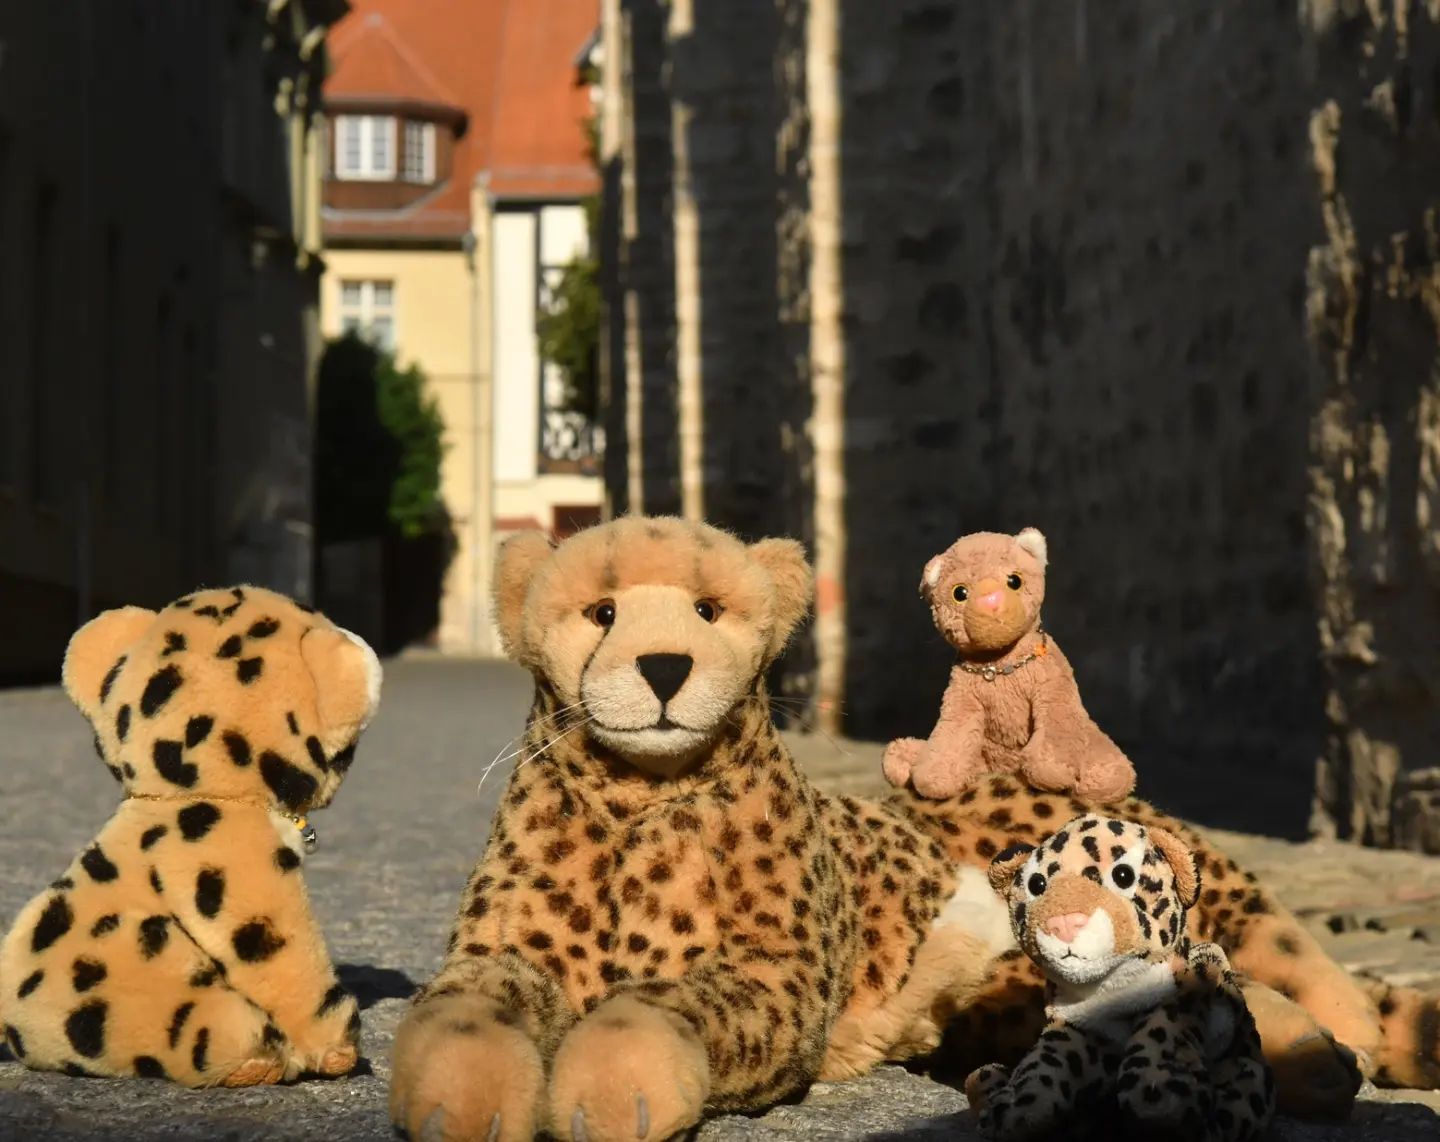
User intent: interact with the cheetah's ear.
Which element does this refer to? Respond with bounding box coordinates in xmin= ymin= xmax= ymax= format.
xmin=300 ymin=626 xmax=383 ymax=752
xmin=62 ymin=607 xmax=158 ymax=718
xmin=1147 ymin=826 xmax=1200 ymax=909
xmin=749 ymin=537 xmax=815 ymax=657
xmin=494 ymin=530 xmax=556 ymax=661
xmin=988 ymin=842 xmax=1035 ymax=897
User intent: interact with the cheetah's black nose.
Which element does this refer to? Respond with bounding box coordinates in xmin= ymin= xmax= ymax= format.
xmin=636 ymin=653 xmax=693 ymax=703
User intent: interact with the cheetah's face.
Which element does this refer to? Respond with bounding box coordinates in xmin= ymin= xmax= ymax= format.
xmin=988 ymin=814 xmax=1200 ymax=987
xmin=62 ymin=586 xmax=381 ymax=814
xmin=494 ymin=518 xmax=813 ymax=777
xmin=919 ymin=529 xmax=1047 ymax=655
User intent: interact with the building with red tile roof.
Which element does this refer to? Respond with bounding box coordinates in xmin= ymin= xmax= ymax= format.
xmin=320 ymin=0 xmax=603 ymax=655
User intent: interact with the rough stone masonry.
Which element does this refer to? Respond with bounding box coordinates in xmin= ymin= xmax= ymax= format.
xmin=599 ymin=0 xmax=1440 ymax=850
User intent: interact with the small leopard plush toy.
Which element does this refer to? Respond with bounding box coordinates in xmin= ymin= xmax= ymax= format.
xmin=0 ymin=586 xmax=381 ymax=1087
xmin=882 ymin=528 xmax=1135 ymax=801
xmin=966 ymin=813 xmax=1274 ymax=1142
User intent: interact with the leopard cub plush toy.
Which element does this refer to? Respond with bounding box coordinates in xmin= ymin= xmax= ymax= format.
xmin=0 ymin=586 xmax=380 ymax=1087
xmin=967 ymin=813 xmax=1274 ymax=1142
xmin=883 ymin=528 xmax=1135 ymax=801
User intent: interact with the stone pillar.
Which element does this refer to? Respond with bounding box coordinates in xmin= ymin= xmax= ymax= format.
xmin=615 ymin=0 xmax=681 ymax=516
xmin=1304 ymin=3 xmax=1440 ymax=852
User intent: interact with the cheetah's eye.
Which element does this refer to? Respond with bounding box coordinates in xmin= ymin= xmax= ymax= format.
xmin=952 ymin=585 xmax=969 ymax=603
xmin=588 ymin=600 xmax=617 ymax=628
xmin=695 ymin=599 xmax=722 ymax=623
xmin=1026 ymin=873 xmax=1047 ymax=897
xmin=1111 ymin=864 xmax=1136 ymax=890
xmin=1006 ymin=573 xmax=1023 ymax=590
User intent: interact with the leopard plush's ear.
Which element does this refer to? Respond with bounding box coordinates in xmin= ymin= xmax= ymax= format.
xmin=1147 ymin=825 xmax=1201 ymax=909
xmin=494 ymin=530 xmax=556 ymax=660
xmin=988 ymin=842 xmax=1035 ymax=896
xmin=749 ymin=537 xmax=815 ymax=654
xmin=300 ymin=626 xmax=383 ymax=752
xmin=62 ymin=606 xmax=157 ymax=718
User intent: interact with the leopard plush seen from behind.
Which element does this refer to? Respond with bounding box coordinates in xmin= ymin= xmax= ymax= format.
xmin=966 ymin=814 xmax=1272 ymax=1142
xmin=391 ymin=517 xmax=1440 ymax=1142
xmin=0 ymin=586 xmax=381 ymax=1086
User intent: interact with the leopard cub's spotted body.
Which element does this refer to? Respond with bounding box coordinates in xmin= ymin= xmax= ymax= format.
xmin=967 ymin=814 xmax=1273 ymax=1142
xmin=0 ymin=587 xmax=380 ymax=1087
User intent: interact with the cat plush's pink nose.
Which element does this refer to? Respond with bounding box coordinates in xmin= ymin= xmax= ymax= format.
xmin=974 ymin=590 xmax=1004 ymax=613
xmin=1044 ymin=912 xmax=1090 ymax=944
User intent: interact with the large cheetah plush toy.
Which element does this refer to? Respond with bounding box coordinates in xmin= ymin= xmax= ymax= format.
xmin=968 ymin=814 xmax=1273 ymax=1141
xmin=0 ymin=586 xmax=380 ymax=1086
xmin=883 ymin=528 xmax=1135 ymax=802
xmin=391 ymin=517 xmax=1440 ymax=1142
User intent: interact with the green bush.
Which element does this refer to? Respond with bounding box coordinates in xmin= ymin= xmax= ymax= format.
xmin=316 ymin=333 xmax=449 ymax=542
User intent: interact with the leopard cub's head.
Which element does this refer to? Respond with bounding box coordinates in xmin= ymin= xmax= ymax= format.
xmin=63 ymin=585 xmax=381 ymax=815
xmin=493 ymin=516 xmax=812 ymax=778
xmin=988 ymin=813 xmax=1200 ymax=987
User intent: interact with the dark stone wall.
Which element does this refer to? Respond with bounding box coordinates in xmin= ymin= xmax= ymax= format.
xmin=1305 ymin=5 xmax=1440 ymax=851
xmin=603 ymin=1 xmax=1440 ymax=839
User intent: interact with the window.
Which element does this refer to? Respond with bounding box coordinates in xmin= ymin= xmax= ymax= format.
xmin=339 ymin=279 xmax=396 ymax=352
xmin=334 ymin=115 xmax=396 ymax=180
xmin=403 ymin=121 xmax=436 ymax=183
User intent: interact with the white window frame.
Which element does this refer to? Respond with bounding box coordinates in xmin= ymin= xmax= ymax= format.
xmin=402 ymin=121 xmax=436 ymax=184
xmin=338 ymin=279 xmax=397 ymax=353
xmin=334 ymin=115 xmax=397 ymax=181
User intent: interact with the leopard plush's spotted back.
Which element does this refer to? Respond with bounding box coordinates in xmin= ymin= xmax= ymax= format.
xmin=0 ymin=586 xmax=381 ymax=1087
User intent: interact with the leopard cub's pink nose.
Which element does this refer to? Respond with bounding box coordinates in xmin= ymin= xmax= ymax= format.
xmin=975 ymin=590 xmax=1004 ymax=613
xmin=1044 ymin=912 xmax=1090 ymax=944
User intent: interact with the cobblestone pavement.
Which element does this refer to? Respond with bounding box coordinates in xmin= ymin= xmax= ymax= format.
xmin=0 ymin=658 xmax=1436 ymax=1139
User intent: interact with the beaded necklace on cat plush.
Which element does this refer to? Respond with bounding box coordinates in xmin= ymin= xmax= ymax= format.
xmin=957 ymin=629 xmax=1048 ymax=683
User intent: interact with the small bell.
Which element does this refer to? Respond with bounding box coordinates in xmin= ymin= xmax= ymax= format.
xmin=290 ymin=815 xmax=318 ymax=853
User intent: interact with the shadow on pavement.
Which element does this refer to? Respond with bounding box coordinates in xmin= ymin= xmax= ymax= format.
xmin=338 ymin=963 xmax=418 ymax=1009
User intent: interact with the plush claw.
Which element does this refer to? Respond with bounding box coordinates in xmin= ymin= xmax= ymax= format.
xmin=635 ymin=1094 xmax=649 ymax=1139
xmin=487 ymin=1112 xmax=502 ymax=1142
xmin=571 ymin=1108 xmax=589 ymax=1142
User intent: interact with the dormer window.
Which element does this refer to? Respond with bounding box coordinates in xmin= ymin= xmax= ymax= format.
xmin=335 ymin=114 xmax=396 ymax=180
xmin=402 ymin=121 xmax=436 ymax=184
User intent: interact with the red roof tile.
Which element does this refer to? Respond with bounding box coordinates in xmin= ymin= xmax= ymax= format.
xmin=486 ymin=0 xmax=599 ymax=200
xmin=326 ymin=11 xmax=462 ymax=113
xmin=322 ymin=0 xmax=599 ymax=243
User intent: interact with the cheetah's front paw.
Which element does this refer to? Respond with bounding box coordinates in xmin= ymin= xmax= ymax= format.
xmin=549 ymin=996 xmax=710 ymax=1142
xmin=390 ymin=999 xmax=545 ymax=1142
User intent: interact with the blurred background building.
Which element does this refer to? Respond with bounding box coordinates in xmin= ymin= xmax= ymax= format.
xmin=318 ymin=0 xmax=602 ymax=657
xmin=4 ymin=0 xmax=1437 ymax=854
xmin=0 ymin=0 xmax=344 ymax=684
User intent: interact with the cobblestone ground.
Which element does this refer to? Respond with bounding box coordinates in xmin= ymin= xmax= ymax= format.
xmin=0 ymin=659 xmax=1436 ymax=1140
